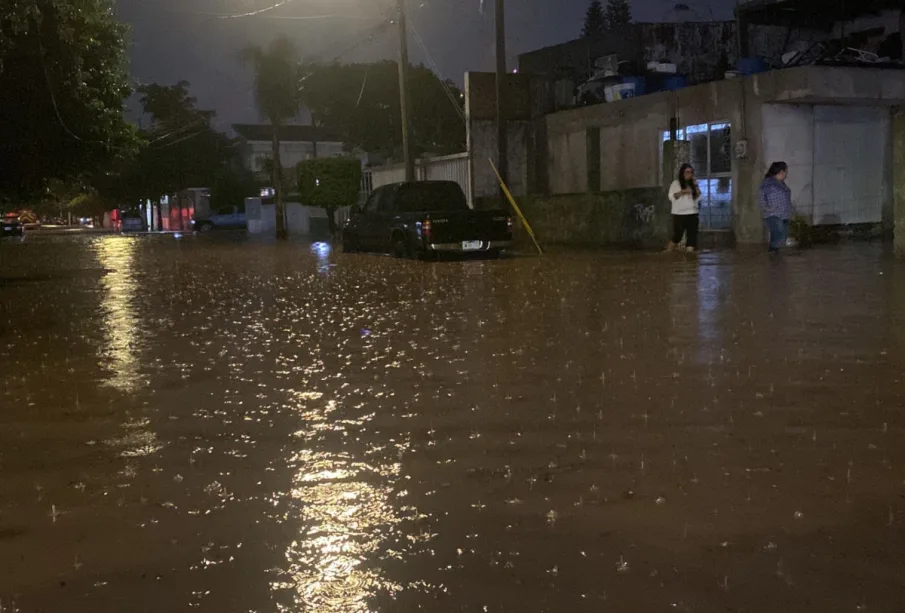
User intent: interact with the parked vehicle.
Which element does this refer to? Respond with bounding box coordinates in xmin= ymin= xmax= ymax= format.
xmin=343 ymin=181 xmax=513 ymax=259
xmin=192 ymin=206 xmax=246 ymax=232
xmin=1 ymin=215 xmax=24 ymax=237
xmin=121 ymin=216 xmax=146 ymax=232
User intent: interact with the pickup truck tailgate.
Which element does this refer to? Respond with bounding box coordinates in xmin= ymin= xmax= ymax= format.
xmin=427 ymin=209 xmax=511 ymax=243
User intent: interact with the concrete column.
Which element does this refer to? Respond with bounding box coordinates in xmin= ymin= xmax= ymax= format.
xmin=733 ymin=87 xmax=765 ymax=244
xmin=586 ymin=127 xmax=601 ymax=193
xmin=900 ymin=9 xmax=905 ymax=63
xmin=661 ymin=140 xmax=690 ymax=187
xmin=894 ymin=110 xmax=905 ymax=257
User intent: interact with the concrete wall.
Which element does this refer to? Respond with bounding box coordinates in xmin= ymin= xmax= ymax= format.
xmin=517 ymin=188 xmax=671 ymax=249
xmin=469 ymin=120 xmax=530 ymax=198
xmin=535 ymin=66 xmax=905 ymax=243
xmin=245 ymin=199 xmax=319 ymax=236
xmin=465 ymin=72 xmax=543 ymax=199
xmin=894 ymin=111 xmax=905 ymax=257
xmin=762 ymin=104 xmax=815 ymax=220
xmin=544 ymin=77 xmax=745 ymax=195
xmin=546 ymin=129 xmax=587 ymax=194
xmin=762 ymin=104 xmax=893 ymax=226
xmin=813 ymin=106 xmax=890 ymax=226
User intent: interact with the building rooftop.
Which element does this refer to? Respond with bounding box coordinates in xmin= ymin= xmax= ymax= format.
xmin=232 ymin=124 xmax=344 ymax=143
xmin=738 ymin=0 xmax=903 ymax=25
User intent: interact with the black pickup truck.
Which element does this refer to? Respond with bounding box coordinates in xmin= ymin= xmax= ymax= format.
xmin=343 ymin=181 xmax=513 ymax=258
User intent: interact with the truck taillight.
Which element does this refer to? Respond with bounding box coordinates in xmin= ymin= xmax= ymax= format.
xmin=507 ymin=217 xmax=513 ymax=231
xmin=423 ymin=220 xmax=432 ymax=238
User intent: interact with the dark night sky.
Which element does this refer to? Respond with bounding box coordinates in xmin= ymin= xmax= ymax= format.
xmin=117 ymin=0 xmax=736 ymax=129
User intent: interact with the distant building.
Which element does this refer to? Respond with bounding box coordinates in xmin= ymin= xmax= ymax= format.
xmin=518 ymin=22 xmax=738 ymax=87
xmin=462 ymin=0 xmax=905 ymax=248
xmin=519 ymin=3 xmax=903 ymax=109
xmin=738 ymin=0 xmax=903 ymax=62
xmin=232 ymin=124 xmax=347 ymax=178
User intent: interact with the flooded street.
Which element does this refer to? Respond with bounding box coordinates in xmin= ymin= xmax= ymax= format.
xmin=2 ymin=234 xmax=905 ymax=612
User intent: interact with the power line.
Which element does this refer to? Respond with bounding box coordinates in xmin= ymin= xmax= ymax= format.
xmin=42 ymin=46 xmax=224 ymax=153
xmin=150 ymin=127 xmax=212 ymax=149
xmin=193 ymin=0 xmax=297 ymax=19
xmin=409 ymin=22 xmax=466 ymax=123
xmin=314 ymin=11 xmax=395 ymax=62
xmin=297 ymin=15 xmax=394 ymax=89
xmin=39 ymin=44 xmax=113 ymax=148
xmin=145 ymin=118 xmax=209 ymax=144
xmin=130 ymin=0 xmax=382 ymax=21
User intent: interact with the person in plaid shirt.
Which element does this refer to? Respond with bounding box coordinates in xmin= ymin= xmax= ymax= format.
xmin=760 ymin=161 xmax=793 ymax=253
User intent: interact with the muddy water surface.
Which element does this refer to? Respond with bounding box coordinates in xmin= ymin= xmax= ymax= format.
xmin=1 ymin=234 xmax=905 ymax=612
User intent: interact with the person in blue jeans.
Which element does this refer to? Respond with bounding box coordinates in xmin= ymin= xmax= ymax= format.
xmin=759 ymin=162 xmax=793 ymax=254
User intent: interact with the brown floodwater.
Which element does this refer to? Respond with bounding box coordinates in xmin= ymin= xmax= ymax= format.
xmin=1 ymin=233 xmax=905 ymax=612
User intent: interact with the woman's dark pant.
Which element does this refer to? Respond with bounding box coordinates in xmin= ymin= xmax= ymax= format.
xmin=671 ymin=214 xmax=699 ymax=249
xmin=765 ymin=216 xmax=789 ymax=251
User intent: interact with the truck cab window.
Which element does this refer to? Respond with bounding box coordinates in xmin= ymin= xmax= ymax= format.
xmin=362 ymin=189 xmax=380 ymax=214
xmin=375 ymin=186 xmax=397 ymax=213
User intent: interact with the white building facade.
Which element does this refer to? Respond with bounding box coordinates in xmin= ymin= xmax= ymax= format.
xmin=233 ymin=124 xmax=347 ymax=176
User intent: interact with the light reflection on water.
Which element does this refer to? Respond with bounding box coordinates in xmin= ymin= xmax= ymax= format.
xmin=94 ymin=237 xmax=142 ymax=393
xmin=94 ymin=236 xmax=162 ymax=458
xmin=312 ymin=242 xmax=332 ymax=276
xmin=275 ymin=377 xmax=417 ymax=612
xmin=275 ymin=451 xmax=405 ymax=612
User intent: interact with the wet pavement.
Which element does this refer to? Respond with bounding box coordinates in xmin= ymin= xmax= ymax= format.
xmin=1 ymin=233 xmax=905 ymax=612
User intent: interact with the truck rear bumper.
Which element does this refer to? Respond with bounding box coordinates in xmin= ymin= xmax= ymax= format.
xmin=428 ymin=240 xmax=514 ymax=253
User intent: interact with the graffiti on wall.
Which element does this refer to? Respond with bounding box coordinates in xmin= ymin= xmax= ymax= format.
xmin=634 ymin=203 xmax=656 ymax=225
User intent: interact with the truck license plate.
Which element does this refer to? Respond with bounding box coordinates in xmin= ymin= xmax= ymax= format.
xmin=461 ymin=240 xmax=482 ymax=251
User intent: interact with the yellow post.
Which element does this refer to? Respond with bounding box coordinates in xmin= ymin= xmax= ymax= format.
xmin=488 ymin=158 xmax=543 ymax=255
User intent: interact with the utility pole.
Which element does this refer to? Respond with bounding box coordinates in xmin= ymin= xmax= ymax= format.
xmin=495 ymin=0 xmax=508 ymax=189
xmin=396 ymin=0 xmax=415 ymax=182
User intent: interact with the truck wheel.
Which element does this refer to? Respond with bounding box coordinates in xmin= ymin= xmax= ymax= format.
xmin=393 ymin=239 xmax=411 ymax=259
xmin=198 ymin=223 xmax=213 ymax=233
xmin=343 ymin=236 xmax=358 ymax=253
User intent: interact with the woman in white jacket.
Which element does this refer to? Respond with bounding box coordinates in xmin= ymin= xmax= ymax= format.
xmin=666 ymin=163 xmax=701 ymax=253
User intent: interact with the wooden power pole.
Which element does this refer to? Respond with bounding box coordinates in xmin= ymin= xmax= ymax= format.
xmin=397 ymin=0 xmax=415 ymax=182
xmin=495 ymin=0 xmax=508 ymax=188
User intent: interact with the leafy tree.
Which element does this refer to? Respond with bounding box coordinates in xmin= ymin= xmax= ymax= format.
xmin=299 ymin=61 xmax=464 ymax=160
xmin=582 ymin=0 xmax=605 ymax=38
xmin=33 ymin=177 xmax=88 ymax=220
xmin=132 ymin=82 xmax=236 ymax=199
xmin=297 ymin=158 xmax=362 ymax=238
xmin=0 ymin=0 xmax=138 ymax=202
xmin=139 ymin=80 xmax=215 ymax=128
xmin=69 ymin=190 xmax=111 ymax=219
xmin=209 ymin=165 xmax=261 ymax=213
xmin=96 ymin=81 xmax=245 ymax=209
xmin=241 ymin=36 xmax=301 ymax=240
xmin=604 ymin=0 xmax=632 ymax=30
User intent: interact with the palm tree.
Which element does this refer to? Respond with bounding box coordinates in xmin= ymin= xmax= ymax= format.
xmin=241 ymin=36 xmax=300 ymax=239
